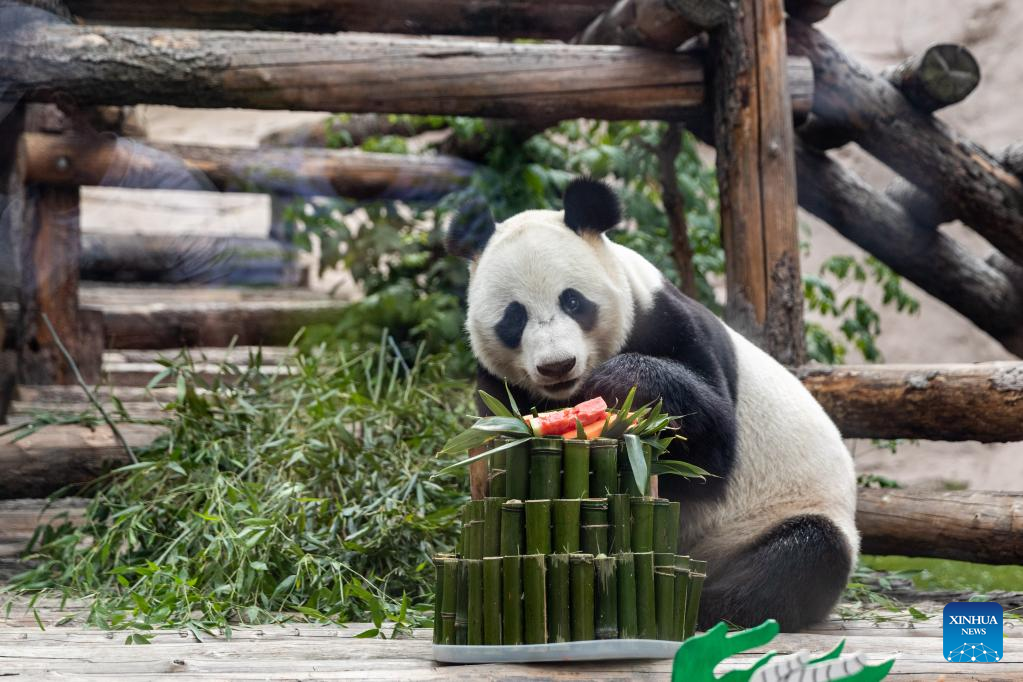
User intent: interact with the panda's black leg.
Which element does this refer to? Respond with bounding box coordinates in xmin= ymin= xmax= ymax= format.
xmin=697 ymin=515 xmax=852 ymax=632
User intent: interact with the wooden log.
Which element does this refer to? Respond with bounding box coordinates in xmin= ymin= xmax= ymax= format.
xmin=882 ymin=44 xmax=981 ymax=114
xmin=788 ymin=21 xmax=1023 ymax=266
xmin=713 ymin=0 xmax=804 ymax=365
xmin=62 ymin=0 xmax=614 ymax=40
xmin=796 ymin=362 xmax=1023 ymax=442
xmin=795 ymin=141 xmax=1023 ymax=358
xmin=0 ymin=106 xmax=25 ymax=424
xmin=858 ymin=488 xmax=1023 ymax=565
xmin=1 ymin=22 xmax=816 ymax=123
xmin=0 ymin=424 xmax=164 ymax=499
xmin=575 ymin=0 xmax=728 ymax=50
xmin=23 ymin=133 xmax=475 ymax=201
xmin=261 ymin=115 xmax=436 ymax=149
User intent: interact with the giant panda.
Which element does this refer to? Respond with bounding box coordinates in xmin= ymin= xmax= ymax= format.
xmin=446 ymin=178 xmax=858 ymax=632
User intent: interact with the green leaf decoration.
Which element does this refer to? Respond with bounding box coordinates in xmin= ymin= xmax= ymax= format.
xmin=652 ymin=459 xmax=716 ymax=481
xmin=503 ymin=382 xmax=521 ymax=418
xmin=575 ymin=418 xmax=587 ymax=440
xmin=470 ymin=416 xmax=531 ymax=434
xmin=478 ymin=391 xmax=514 ymax=419
xmin=434 ymin=437 xmax=532 ymax=476
xmin=623 ymin=434 xmax=648 ymax=497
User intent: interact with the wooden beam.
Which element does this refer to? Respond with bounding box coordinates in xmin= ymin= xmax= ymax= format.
xmin=858 ymin=488 xmax=1023 ymax=565
xmin=575 ymin=0 xmax=727 ymax=50
xmin=2 ymin=22 xmax=815 ymax=123
xmin=788 ymin=21 xmax=1023 ymax=266
xmin=795 ymin=141 xmax=1023 ymax=358
xmin=784 ymin=0 xmax=843 ymax=23
xmin=23 ymin=133 xmax=475 ymax=200
xmin=62 ymin=0 xmax=613 ymax=40
xmin=713 ymin=0 xmax=804 ymax=365
xmin=797 ymin=362 xmax=1023 ymax=442
xmin=0 ymin=424 xmax=163 ymax=499
xmin=0 ymin=105 xmax=25 ymax=423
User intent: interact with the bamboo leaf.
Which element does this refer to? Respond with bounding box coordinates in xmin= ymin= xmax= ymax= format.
xmin=575 ymin=418 xmax=587 ymax=440
xmin=504 ymin=381 xmax=521 ymax=419
xmin=478 ymin=391 xmax=514 ymax=419
xmin=623 ymin=433 xmax=648 ymax=496
xmin=471 ymin=416 xmax=530 ymax=434
xmin=433 ymin=437 xmax=532 ymax=477
xmin=438 ymin=428 xmax=495 ymax=456
xmin=651 ymin=459 xmax=716 ymax=480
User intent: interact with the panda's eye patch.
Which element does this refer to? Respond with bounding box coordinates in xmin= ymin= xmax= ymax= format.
xmin=495 ymin=301 xmax=528 ymax=349
xmin=559 ymin=288 xmax=598 ymax=331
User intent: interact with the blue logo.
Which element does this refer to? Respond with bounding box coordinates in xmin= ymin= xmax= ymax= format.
xmin=943 ymin=602 xmax=1003 ymax=663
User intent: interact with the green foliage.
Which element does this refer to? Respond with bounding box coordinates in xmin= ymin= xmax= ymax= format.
xmin=2 ymin=340 xmax=475 ymax=633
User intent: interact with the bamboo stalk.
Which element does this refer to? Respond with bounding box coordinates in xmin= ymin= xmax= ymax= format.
xmin=634 ymin=551 xmax=657 ymax=639
xmin=467 ymin=499 xmax=485 ymax=560
xmin=525 ymin=499 xmax=552 ymax=555
xmin=608 ymin=493 xmax=631 ymax=553
xmin=595 ymin=554 xmax=618 ymax=640
xmin=684 ymin=560 xmax=706 ymax=639
xmin=483 ymin=497 xmax=503 ymax=558
xmin=523 ymin=554 xmax=548 ymax=644
xmin=530 ymin=438 xmax=563 ymax=500
xmin=581 ymin=498 xmax=609 ymax=555
xmin=440 ymin=557 xmax=458 ymax=645
xmin=581 ymin=498 xmax=608 ymax=525
xmin=655 ymin=566 xmax=675 ymax=640
xmin=552 ymin=499 xmax=581 ymax=553
xmin=570 ymin=553 xmax=596 ymax=641
xmin=631 ymin=497 xmax=654 ymax=553
xmin=483 ymin=556 xmax=503 ymax=645
xmin=616 ymin=552 xmax=638 ymax=639
xmin=562 ymin=438 xmax=590 ymax=498
xmin=547 ymin=554 xmax=571 ymax=643
xmin=433 ymin=556 xmax=445 ymax=644
xmin=503 ymin=437 xmax=530 ymax=501
xmin=467 ymin=559 xmax=484 ymax=645
xmin=653 ymin=498 xmax=674 ymax=556
xmin=500 ymin=500 xmax=525 ymax=556
xmin=590 ymin=438 xmax=618 ymax=496
xmin=455 ymin=559 xmax=468 ymax=645
xmin=488 ymin=469 xmax=507 ymax=498
xmin=672 ymin=555 xmax=691 ymax=641
xmin=502 ymin=555 xmax=523 ymax=645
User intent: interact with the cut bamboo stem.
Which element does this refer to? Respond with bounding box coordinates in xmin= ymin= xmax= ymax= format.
xmin=530 ymin=438 xmax=563 ymax=500
xmin=562 ymin=439 xmax=590 ymax=498
xmin=525 ymin=499 xmax=552 ymax=555
xmin=631 ymin=497 xmax=654 ymax=553
xmin=553 ymin=499 xmax=581 ymax=553
xmin=672 ymin=555 xmax=691 ymax=641
xmin=433 ymin=556 xmax=445 ymax=644
xmin=581 ymin=498 xmax=609 ymax=556
xmin=467 ymin=559 xmax=484 ymax=645
xmin=684 ymin=559 xmax=706 ymax=639
xmin=570 ymin=553 xmax=596 ymax=641
xmin=500 ymin=500 xmax=525 ymax=556
xmin=440 ymin=557 xmax=458 ymax=645
xmin=483 ymin=556 xmax=503 ymax=645
xmin=590 ymin=439 xmax=618 ymax=496
xmin=653 ymin=498 xmax=673 ymax=556
xmin=608 ymin=493 xmax=631 ymax=553
xmin=502 ymin=555 xmax=523 ymax=645
xmin=467 ymin=499 xmax=485 ymax=560
xmin=547 ymin=554 xmax=571 ymax=643
xmin=595 ymin=554 xmax=618 ymax=640
xmin=455 ymin=559 xmax=468 ymax=645
xmin=503 ymin=438 xmax=530 ymax=501
xmin=523 ymin=554 xmax=548 ymax=644
xmin=655 ymin=566 xmax=675 ymax=640
xmin=483 ymin=497 xmax=503 ymax=558
xmin=634 ymin=551 xmax=657 ymax=639
xmin=616 ymin=552 xmax=638 ymax=639
xmin=489 ymin=445 xmax=507 ymax=497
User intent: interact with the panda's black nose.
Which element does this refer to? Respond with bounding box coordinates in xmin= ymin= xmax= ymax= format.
xmin=537 ymin=357 xmax=576 ymax=379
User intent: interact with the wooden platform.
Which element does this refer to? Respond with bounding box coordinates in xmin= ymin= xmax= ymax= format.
xmin=0 ymin=597 xmax=1019 ymax=679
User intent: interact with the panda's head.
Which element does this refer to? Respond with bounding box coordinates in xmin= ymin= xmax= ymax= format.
xmin=446 ymin=179 xmax=636 ymax=401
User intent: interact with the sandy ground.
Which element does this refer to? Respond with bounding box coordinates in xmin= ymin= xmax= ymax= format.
xmin=79 ymin=1 xmax=1023 ymax=490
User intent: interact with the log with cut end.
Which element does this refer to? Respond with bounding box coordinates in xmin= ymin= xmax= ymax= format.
xmin=882 ymin=44 xmax=981 ymax=114
xmin=796 ymin=362 xmax=1023 ymax=442
xmin=1 ymin=21 xmax=815 ymax=123
xmin=788 ymin=20 xmax=1023 ymax=266
xmin=858 ymin=488 xmax=1023 ymax=565
xmin=62 ymin=0 xmax=613 ymax=40
xmin=23 ymin=133 xmax=475 ymax=201
xmin=575 ymin=0 xmax=728 ymax=50
xmin=784 ymin=0 xmax=843 ymax=23
xmin=795 ymin=141 xmax=1023 ymax=358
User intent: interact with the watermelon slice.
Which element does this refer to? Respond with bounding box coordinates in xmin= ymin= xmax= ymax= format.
xmin=522 ymin=396 xmax=611 ymax=437
xmin=574 ymin=396 xmax=608 ymax=424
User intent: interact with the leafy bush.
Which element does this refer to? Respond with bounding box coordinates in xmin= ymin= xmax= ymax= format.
xmin=3 ymin=339 xmax=473 ymax=634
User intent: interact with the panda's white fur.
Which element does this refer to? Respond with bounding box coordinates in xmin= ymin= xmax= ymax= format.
xmin=460 ymin=202 xmax=858 ymax=629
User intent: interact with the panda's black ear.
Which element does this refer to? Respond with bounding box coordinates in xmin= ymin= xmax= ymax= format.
xmin=446 ymin=197 xmax=496 ymax=259
xmin=563 ymin=178 xmax=621 ymax=234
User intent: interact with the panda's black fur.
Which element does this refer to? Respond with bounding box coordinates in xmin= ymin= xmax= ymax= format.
xmin=453 ymin=179 xmax=855 ymax=632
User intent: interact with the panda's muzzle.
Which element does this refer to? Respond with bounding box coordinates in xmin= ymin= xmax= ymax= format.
xmin=536 ymin=357 xmax=576 ymax=380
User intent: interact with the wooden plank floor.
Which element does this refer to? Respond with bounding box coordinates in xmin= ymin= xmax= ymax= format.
xmin=0 ymin=598 xmax=1019 ymax=679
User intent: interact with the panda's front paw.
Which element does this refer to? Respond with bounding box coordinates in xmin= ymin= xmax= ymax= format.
xmin=579 ymin=354 xmax=657 ymax=405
